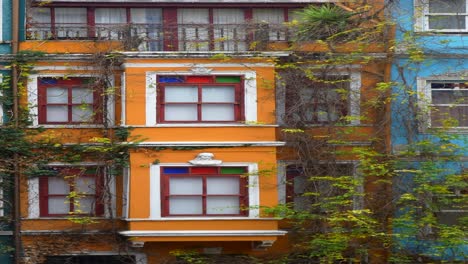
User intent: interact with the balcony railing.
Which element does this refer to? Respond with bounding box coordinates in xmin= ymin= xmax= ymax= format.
xmin=26 ymin=22 xmax=291 ymax=52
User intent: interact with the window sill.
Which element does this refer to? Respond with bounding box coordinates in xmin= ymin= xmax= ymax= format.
xmin=124 ymin=217 xmax=280 ymax=221
xmin=127 ymin=124 xmax=279 ymax=128
xmin=30 ymin=124 xmax=110 ymax=129
xmin=422 ymin=127 xmax=468 ymax=134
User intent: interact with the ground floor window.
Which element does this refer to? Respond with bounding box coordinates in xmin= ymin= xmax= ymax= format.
xmin=45 ymin=255 xmax=136 ymax=264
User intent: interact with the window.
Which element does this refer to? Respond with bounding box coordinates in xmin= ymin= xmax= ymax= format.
xmin=39 ymin=167 xmax=104 ymax=217
xmin=157 ymin=75 xmax=244 ymax=123
xmin=420 ymin=80 xmax=468 ymax=128
xmin=285 ymin=163 xmax=357 ymax=211
xmin=284 ymin=73 xmax=358 ymax=125
xmin=27 ymin=6 xmax=298 ymax=51
xmin=161 ymin=166 xmax=248 ymax=216
xmin=416 ymin=0 xmax=468 ymax=32
xmin=38 ymin=77 xmax=101 ymax=124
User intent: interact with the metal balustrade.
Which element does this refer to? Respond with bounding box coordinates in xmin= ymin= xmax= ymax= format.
xmin=26 ymin=22 xmax=290 ymax=51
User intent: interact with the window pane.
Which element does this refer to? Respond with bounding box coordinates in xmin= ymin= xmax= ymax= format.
xmin=72 ymin=105 xmax=93 ymax=122
xmin=48 ymin=177 xmax=69 ymax=195
xmin=48 ymin=197 xmax=69 ymax=214
xmin=75 ymin=197 xmax=95 ymax=214
xmin=47 ymin=106 xmax=69 ymax=122
xmin=206 ymin=197 xmax=239 ymax=214
xmin=202 ymin=104 xmax=234 ymax=121
xmin=431 ymin=106 xmax=468 ymax=126
xmin=165 ymin=86 xmax=198 ymax=102
xmin=169 ymin=177 xmax=202 ymax=195
xmin=95 ymin=8 xmax=126 ymax=24
xmin=213 ymin=9 xmax=246 ymax=51
xmin=130 ymin=8 xmax=163 ymax=51
xmin=429 ymin=0 xmax=466 ymax=13
xmin=72 ymin=88 xmax=93 ymax=104
xmin=28 ymin=8 xmax=51 ymax=40
xmin=207 ymin=177 xmax=239 ymax=195
xmin=165 ymin=104 xmax=198 ymax=121
xmin=178 ymin=9 xmax=209 ymax=51
xmin=55 ymin=8 xmax=87 ymax=38
xmin=429 ymin=15 xmax=466 ymax=30
xmin=432 ymin=90 xmax=468 ymax=104
xmin=75 ymin=177 xmax=96 ymax=194
xmin=202 ymin=86 xmax=235 ymax=102
xmin=169 ymin=197 xmax=203 ymax=215
xmin=47 ymin=87 xmax=68 ymax=104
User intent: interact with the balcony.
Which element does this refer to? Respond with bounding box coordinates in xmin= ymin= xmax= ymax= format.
xmin=26 ymin=22 xmax=290 ymax=52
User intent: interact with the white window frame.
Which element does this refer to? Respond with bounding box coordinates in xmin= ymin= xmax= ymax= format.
xmin=417 ymin=77 xmax=468 ymax=131
xmin=145 ymin=71 xmax=257 ymax=126
xmin=28 ymin=162 xmax=116 ymax=218
xmin=27 ymin=74 xmax=115 ymax=127
xmin=415 ymin=0 xmax=468 ymax=32
xmin=277 ymin=160 xmax=363 ymax=210
xmin=149 ymin=163 xmax=259 ymax=219
xmin=277 ymin=69 xmax=361 ymax=126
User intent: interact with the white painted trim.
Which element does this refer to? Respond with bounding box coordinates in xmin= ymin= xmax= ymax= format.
xmin=119 ymin=230 xmax=287 ymax=237
xmin=121 ymin=73 xmax=126 ymax=126
xmin=125 ymin=63 xmax=275 ymax=69
xmin=28 ymin=177 xmax=40 ymax=218
xmin=149 ymin=163 xmax=260 ymax=220
xmin=349 ymin=71 xmax=361 ymax=125
xmin=145 ymin=72 xmax=157 ymax=126
xmin=149 ymin=165 xmax=161 ymax=219
xmin=145 ymin=70 xmax=258 ymax=126
xmin=27 ymin=74 xmax=116 ymax=126
xmin=123 ymin=167 xmax=129 ymax=219
xmin=0 ymin=231 xmax=13 ymax=235
xmin=135 ymin=141 xmax=285 ymax=147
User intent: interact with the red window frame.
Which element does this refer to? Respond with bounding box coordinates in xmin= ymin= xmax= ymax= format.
xmin=161 ymin=166 xmax=248 ymax=217
xmin=39 ymin=167 xmax=104 ymax=217
xmin=38 ymin=77 xmax=102 ymax=125
xmin=157 ymin=75 xmax=244 ymax=123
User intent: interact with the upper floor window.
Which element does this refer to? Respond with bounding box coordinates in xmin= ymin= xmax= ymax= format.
xmin=161 ymin=166 xmax=248 ymax=217
xmin=27 ymin=6 xmax=297 ymax=51
xmin=38 ymin=77 xmax=102 ymax=124
xmin=157 ymin=75 xmax=244 ymax=123
xmin=416 ymin=0 xmax=468 ymax=32
xmin=39 ymin=167 xmax=104 ymax=217
xmin=420 ymin=80 xmax=468 ymax=128
xmin=283 ymin=72 xmax=360 ymax=126
xmin=285 ymin=163 xmax=359 ymax=211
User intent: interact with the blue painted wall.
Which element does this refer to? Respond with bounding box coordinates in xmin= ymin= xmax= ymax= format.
xmin=391 ymin=0 xmax=468 ymax=261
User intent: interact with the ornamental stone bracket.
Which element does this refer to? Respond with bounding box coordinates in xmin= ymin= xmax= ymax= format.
xmin=188 ymin=152 xmax=222 ymax=166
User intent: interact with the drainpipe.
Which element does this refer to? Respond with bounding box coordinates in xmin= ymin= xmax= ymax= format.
xmin=12 ymin=0 xmax=21 ymax=263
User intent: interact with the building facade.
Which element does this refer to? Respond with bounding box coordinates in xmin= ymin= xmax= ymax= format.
xmin=391 ymin=0 xmax=468 ymax=261
xmin=17 ymin=0 xmax=392 ymax=263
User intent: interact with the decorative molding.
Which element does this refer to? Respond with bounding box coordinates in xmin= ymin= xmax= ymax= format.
xmin=190 ymin=65 xmax=213 ymax=75
xmin=188 ymin=153 xmax=222 ymax=166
